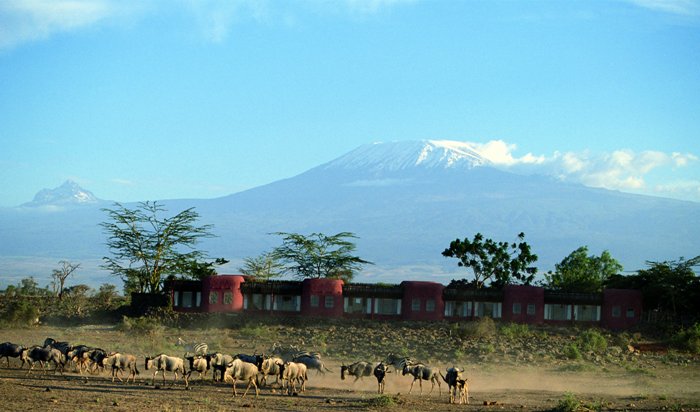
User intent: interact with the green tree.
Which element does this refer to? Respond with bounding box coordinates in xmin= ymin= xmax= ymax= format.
xmin=93 ymin=283 xmax=120 ymax=310
xmin=442 ymin=232 xmax=538 ymax=289
xmin=546 ymin=246 xmax=623 ymax=293
xmin=51 ymin=260 xmax=81 ymax=300
xmin=606 ymin=256 xmax=699 ymax=320
xmin=101 ymin=201 xmax=215 ymax=294
xmin=177 ymin=257 xmax=229 ymax=280
xmin=239 ymin=252 xmax=284 ymax=281
xmin=272 ymin=232 xmax=372 ymax=282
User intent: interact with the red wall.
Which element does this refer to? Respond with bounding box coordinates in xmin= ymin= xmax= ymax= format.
xmin=401 ymin=281 xmax=444 ymax=321
xmin=601 ymin=288 xmax=643 ymax=330
xmin=502 ymin=285 xmax=545 ymax=324
xmin=301 ymin=278 xmax=344 ymax=318
xmin=202 ymin=275 xmax=245 ymax=312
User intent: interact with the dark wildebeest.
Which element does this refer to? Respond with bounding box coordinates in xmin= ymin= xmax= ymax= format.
xmin=402 ymin=362 xmax=441 ymax=395
xmin=0 ymin=342 xmax=25 ymax=368
xmin=340 ymin=361 xmax=374 ymax=382
xmin=440 ymin=367 xmax=466 ymax=404
xmin=21 ymin=345 xmax=65 ymax=375
xmin=373 ymin=362 xmax=391 ymax=394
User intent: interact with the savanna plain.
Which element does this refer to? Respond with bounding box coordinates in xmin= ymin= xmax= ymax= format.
xmin=1 ymin=317 xmax=698 ymax=412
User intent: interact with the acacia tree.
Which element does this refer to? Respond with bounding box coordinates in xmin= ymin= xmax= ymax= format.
xmin=272 ymin=232 xmax=372 ymax=282
xmin=101 ymin=201 xmax=214 ymax=294
xmin=442 ymin=232 xmax=538 ymax=289
xmin=51 ymin=260 xmax=81 ymax=300
xmin=545 ymin=246 xmax=623 ymax=293
xmin=239 ymin=251 xmax=284 ymax=281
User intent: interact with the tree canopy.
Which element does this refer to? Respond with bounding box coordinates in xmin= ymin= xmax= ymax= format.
xmin=100 ymin=201 xmax=215 ymax=294
xmin=545 ymin=246 xmax=623 ymax=293
xmin=606 ymin=256 xmax=700 ymax=322
xmin=442 ymin=232 xmax=538 ymax=288
xmin=272 ymin=232 xmax=371 ymax=282
xmin=239 ymin=251 xmax=285 ymax=281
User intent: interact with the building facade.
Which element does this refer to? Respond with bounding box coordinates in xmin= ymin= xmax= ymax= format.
xmin=166 ymin=275 xmax=643 ymax=329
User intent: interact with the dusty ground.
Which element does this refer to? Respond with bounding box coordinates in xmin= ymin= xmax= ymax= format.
xmin=1 ymin=323 xmax=699 ymax=411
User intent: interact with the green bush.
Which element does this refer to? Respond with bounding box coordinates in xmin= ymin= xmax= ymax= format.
xmin=672 ymin=323 xmax=700 ymax=354
xmin=1 ymin=299 xmax=40 ymax=327
xmin=450 ymin=317 xmax=497 ymax=339
xmin=564 ymin=343 xmax=582 ymax=360
xmin=500 ymin=322 xmax=531 ymax=339
xmin=578 ymin=329 xmax=608 ymax=353
xmin=556 ymin=392 xmax=581 ymax=412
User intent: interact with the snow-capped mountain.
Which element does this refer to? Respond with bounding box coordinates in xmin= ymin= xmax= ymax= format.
xmin=322 ymin=140 xmax=490 ymax=173
xmin=22 ymin=180 xmax=102 ymax=208
xmin=1 ymin=140 xmax=699 ymax=287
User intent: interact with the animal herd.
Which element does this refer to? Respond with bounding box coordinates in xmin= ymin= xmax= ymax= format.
xmin=0 ymin=339 xmax=469 ymax=404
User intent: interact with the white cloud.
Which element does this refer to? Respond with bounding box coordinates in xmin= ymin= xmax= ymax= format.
xmin=0 ymin=0 xmax=119 ymax=50
xmin=466 ymin=140 xmax=699 ymax=201
xmin=627 ymin=0 xmax=700 ymax=17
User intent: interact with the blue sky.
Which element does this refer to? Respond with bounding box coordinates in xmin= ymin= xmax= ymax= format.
xmin=1 ymin=0 xmax=699 ymax=208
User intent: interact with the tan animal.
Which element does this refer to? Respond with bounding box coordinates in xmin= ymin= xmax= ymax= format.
xmin=224 ymin=358 xmax=260 ymax=398
xmin=104 ymin=352 xmax=139 ymax=383
xmin=279 ymin=361 xmax=308 ymax=395
xmin=145 ymin=354 xmax=188 ymax=387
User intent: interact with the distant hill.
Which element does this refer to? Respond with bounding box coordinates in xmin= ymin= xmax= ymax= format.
xmin=1 ymin=140 xmax=699 ymax=287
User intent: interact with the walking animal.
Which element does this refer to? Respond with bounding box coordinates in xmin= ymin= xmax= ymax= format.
xmin=223 ymin=358 xmax=260 ymax=398
xmin=259 ymin=356 xmax=283 ymax=387
xmin=293 ymin=354 xmax=331 ymax=375
xmin=402 ymin=363 xmax=441 ymax=395
xmin=0 ymin=342 xmax=25 ymax=368
xmin=385 ymin=353 xmax=413 ymax=373
xmin=340 ymin=361 xmax=374 ymax=382
xmin=103 ymin=352 xmax=139 ymax=383
xmin=278 ymin=361 xmax=308 ymax=395
xmin=208 ymin=353 xmax=234 ymax=382
xmin=145 ymin=354 xmax=189 ymax=387
xmin=21 ymin=345 xmax=65 ymax=375
xmin=186 ymin=355 xmax=210 ymax=380
xmin=373 ymin=362 xmax=391 ymax=394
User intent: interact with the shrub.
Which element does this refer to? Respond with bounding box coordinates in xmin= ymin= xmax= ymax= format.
xmin=564 ymin=343 xmax=582 ymax=360
xmin=1 ymin=299 xmax=40 ymax=327
xmin=672 ymin=323 xmax=700 ymax=354
xmin=450 ymin=317 xmax=496 ymax=339
xmin=500 ymin=322 xmax=530 ymax=339
xmin=555 ymin=392 xmax=581 ymax=412
xmin=578 ymin=329 xmax=608 ymax=353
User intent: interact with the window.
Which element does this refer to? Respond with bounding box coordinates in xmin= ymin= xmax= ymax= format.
xmin=544 ymin=304 xmax=571 ymax=320
xmin=575 ymin=305 xmax=600 ymax=322
xmin=527 ymin=304 xmax=536 ymax=315
xmin=209 ymin=291 xmax=218 ymax=305
xmin=223 ymin=291 xmax=233 ymax=305
xmin=195 ymin=292 xmax=201 ymax=307
xmin=612 ymin=306 xmax=621 ymax=318
xmin=324 ymin=296 xmax=335 ymax=308
xmin=626 ymin=308 xmax=635 ymax=318
xmin=512 ymin=302 xmax=522 ymax=315
xmin=182 ymin=291 xmax=193 ymax=308
xmin=475 ymin=302 xmax=502 ymax=318
xmin=173 ymin=292 xmax=180 ymax=307
xmin=444 ymin=301 xmax=472 ymax=317
xmin=374 ymin=298 xmax=401 ymax=315
xmin=310 ymin=295 xmax=319 ymax=308
xmin=273 ymin=295 xmax=301 ymax=312
xmin=411 ymin=298 xmax=421 ymax=312
xmin=426 ymin=299 xmax=436 ymax=312
xmin=344 ymin=297 xmax=370 ymax=314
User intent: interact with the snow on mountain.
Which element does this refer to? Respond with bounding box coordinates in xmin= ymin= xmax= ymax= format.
xmin=322 ymin=140 xmax=490 ymax=173
xmin=21 ymin=180 xmax=101 ymax=208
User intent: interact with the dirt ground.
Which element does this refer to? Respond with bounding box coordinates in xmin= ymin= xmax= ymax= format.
xmin=1 ymin=325 xmax=699 ymax=411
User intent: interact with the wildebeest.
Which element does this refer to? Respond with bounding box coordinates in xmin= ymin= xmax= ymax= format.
xmin=440 ymin=367 xmax=467 ymax=404
xmin=103 ymin=352 xmax=140 ymax=383
xmin=373 ymin=362 xmax=391 ymax=394
xmin=293 ymin=354 xmax=332 ymax=375
xmin=21 ymin=345 xmax=65 ymax=375
xmin=0 ymin=342 xmax=25 ymax=367
xmin=208 ymin=352 xmax=234 ymax=382
xmin=185 ymin=355 xmax=210 ymax=380
xmin=456 ymin=376 xmax=469 ymax=404
xmin=340 ymin=361 xmax=374 ymax=382
xmin=279 ymin=361 xmax=308 ymax=395
xmin=223 ymin=358 xmax=260 ymax=398
xmin=145 ymin=354 xmax=188 ymax=387
xmin=403 ymin=363 xmax=441 ymax=395
xmin=234 ymin=353 xmax=263 ymax=370
xmin=259 ymin=356 xmax=283 ymax=387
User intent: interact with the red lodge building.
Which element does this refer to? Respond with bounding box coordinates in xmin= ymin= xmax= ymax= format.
xmin=166 ymin=275 xmax=643 ymax=329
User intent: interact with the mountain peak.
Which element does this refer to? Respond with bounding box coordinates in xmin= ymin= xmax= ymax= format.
xmin=322 ymin=140 xmax=490 ymax=173
xmin=22 ymin=180 xmax=101 ymax=208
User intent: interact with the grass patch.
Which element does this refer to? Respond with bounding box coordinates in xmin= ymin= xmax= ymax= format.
xmin=361 ymin=395 xmax=401 ymax=408
xmin=564 ymin=343 xmax=582 ymax=360
xmin=577 ymin=329 xmax=608 ymax=353
xmin=500 ymin=322 xmax=531 ymax=339
xmin=555 ymin=392 xmax=581 ymax=412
